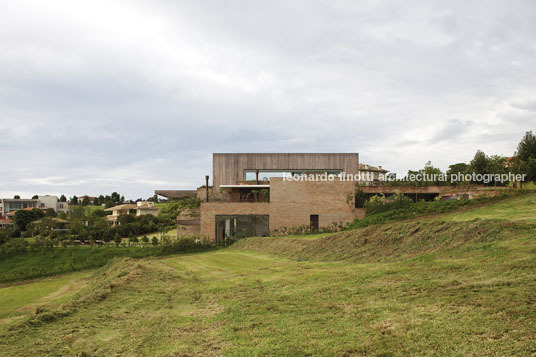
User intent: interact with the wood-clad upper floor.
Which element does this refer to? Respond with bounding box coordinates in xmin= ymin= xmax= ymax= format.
xmin=213 ymin=153 xmax=359 ymax=190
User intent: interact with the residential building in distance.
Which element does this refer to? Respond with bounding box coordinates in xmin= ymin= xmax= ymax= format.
xmin=37 ymin=195 xmax=69 ymax=214
xmin=0 ymin=195 xmax=68 ymax=219
xmin=104 ymin=203 xmax=136 ymax=226
xmin=104 ymin=201 xmax=159 ymax=225
xmin=358 ymin=163 xmax=389 ymax=186
xmin=135 ymin=201 xmax=159 ymax=217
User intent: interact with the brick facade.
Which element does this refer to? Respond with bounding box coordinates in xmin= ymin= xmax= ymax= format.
xmin=200 ymin=178 xmax=359 ymax=240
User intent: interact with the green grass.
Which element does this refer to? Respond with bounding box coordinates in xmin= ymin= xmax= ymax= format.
xmin=1 ymin=219 xmax=535 ymax=355
xmin=347 ymin=190 xmax=533 ymax=230
xmin=439 ymin=193 xmax=536 ymax=222
xmin=0 ymin=241 xmax=213 ymax=283
xmin=0 ymin=270 xmax=92 ymax=326
xmin=0 ymin=247 xmax=162 ymax=283
xmin=1 ymin=194 xmax=536 ymax=355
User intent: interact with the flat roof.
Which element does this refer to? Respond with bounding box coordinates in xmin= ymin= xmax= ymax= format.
xmin=220 ymin=184 xmax=270 ymax=188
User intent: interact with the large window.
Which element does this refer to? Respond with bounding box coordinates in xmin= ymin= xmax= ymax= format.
xmin=215 ymin=214 xmax=269 ymax=244
xmin=244 ymin=169 xmax=342 ymax=182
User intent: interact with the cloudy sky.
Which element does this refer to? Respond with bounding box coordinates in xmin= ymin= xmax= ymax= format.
xmin=1 ymin=1 xmax=535 ymax=199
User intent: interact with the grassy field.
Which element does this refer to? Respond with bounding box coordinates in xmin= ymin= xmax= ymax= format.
xmin=1 ymin=194 xmax=535 ymax=355
xmin=439 ymin=193 xmax=536 ymax=222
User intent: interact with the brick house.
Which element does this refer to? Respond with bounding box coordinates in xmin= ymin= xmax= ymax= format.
xmin=172 ymin=153 xmax=364 ymax=244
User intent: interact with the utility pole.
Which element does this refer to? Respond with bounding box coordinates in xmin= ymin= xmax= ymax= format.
xmin=205 ymin=175 xmax=209 ymax=202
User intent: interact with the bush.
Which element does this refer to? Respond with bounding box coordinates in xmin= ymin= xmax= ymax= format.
xmin=364 ymin=191 xmax=413 ymax=215
xmin=348 ymin=189 xmax=528 ymax=230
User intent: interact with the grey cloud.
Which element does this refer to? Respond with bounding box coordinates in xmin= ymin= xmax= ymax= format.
xmin=0 ymin=0 xmax=535 ymax=198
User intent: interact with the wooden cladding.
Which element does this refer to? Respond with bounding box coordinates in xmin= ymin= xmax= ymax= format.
xmin=213 ymin=153 xmax=359 ymax=190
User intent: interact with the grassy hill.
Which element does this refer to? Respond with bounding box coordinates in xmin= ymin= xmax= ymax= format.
xmin=1 ymin=194 xmax=535 ymax=355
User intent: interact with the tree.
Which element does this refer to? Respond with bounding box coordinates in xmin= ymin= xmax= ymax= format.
xmin=142 ymin=236 xmax=149 ymax=243
xmin=114 ymin=233 xmax=122 ymax=247
xmin=45 ymin=208 xmax=57 ymax=217
xmin=447 ymin=163 xmax=468 ymax=186
xmin=487 ymin=155 xmax=507 ymax=186
xmin=13 ymin=209 xmax=45 ymax=231
xmin=59 ymin=194 xmax=67 ymax=202
xmin=111 ymin=192 xmax=121 ymax=203
xmin=71 ymin=195 xmax=79 ymax=205
xmin=515 ymin=131 xmax=536 ymax=184
xmin=13 ymin=195 xmax=20 ymax=199
xmin=82 ymin=197 xmax=90 ymax=206
xmin=32 ymin=195 xmax=38 ymax=199
xmin=151 ymin=237 xmax=158 ymax=246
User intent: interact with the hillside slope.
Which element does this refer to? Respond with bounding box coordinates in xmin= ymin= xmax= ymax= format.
xmin=232 ymin=219 xmax=536 ymax=262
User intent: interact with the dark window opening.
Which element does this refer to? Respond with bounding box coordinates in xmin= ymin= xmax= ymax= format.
xmin=215 ymin=214 xmax=269 ymax=245
xmin=310 ymin=214 xmax=319 ymax=231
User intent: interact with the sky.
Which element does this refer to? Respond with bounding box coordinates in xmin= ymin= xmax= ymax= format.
xmin=1 ymin=0 xmax=535 ymax=200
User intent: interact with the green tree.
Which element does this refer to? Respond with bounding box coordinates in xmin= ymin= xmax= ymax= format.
xmin=447 ymin=163 xmax=468 ymax=186
xmin=45 ymin=208 xmax=57 ymax=217
xmin=82 ymin=197 xmax=90 ymax=206
xmin=111 ymin=192 xmax=121 ymax=203
xmin=487 ymin=155 xmax=507 ymax=186
xmin=151 ymin=237 xmax=158 ymax=246
xmin=469 ymin=150 xmax=491 ymax=185
xmin=59 ymin=194 xmax=67 ymax=202
xmin=13 ymin=195 xmax=20 ymax=199
xmin=13 ymin=209 xmax=45 ymax=231
xmin=32 ymin=195 xmax=38 ymax=199
xmin=71 ymin=195 xmax=79 ymax=205
xmin=114 ymin=234 xmax=122 ymax=247
xmin=515 ymin=131 xmax=536 ymax=185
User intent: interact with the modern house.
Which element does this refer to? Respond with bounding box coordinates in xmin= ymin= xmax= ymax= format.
xmin=160 ymin=152 xmax=513 ymax=244
xmin=171 ymin=153 xmax=365 ymax=244
xmin=0 ymin=195 xmax=68 ymax=219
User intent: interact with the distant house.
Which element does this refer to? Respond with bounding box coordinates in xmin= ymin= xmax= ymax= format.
xmin=0 ymin=219 xmax=14 ymax=229
xmin=104 ymin=202 xmax=159 ymax=226
xmin=135 ymin=201 xmax=159 ymax=217
xmin=358 ymin=163 xmax=389 ymax=186
xmin=78 ymin=195 xmax=97 ymax=204
xmin=0 ymin=195 xmax=69 ymax=219
xmin=30 ymin=217 xmax=69 ymax=230
xmin=104 ymin=204 xmax=136 ymax=226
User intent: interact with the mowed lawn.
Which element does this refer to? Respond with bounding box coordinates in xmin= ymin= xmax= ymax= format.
xmin=439 ymin=193 xmax=536 ymax=223
xmin=0 ymin=270 xmax=92 ymax=330
xmin=1 ymin=232 xmax=535 ymax=356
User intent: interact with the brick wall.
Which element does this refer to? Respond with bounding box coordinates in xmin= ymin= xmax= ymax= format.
xmin=200 ymin=178 xmax=358 ymax=240
xmin=269 ymin=178 xmax=356 ymax=231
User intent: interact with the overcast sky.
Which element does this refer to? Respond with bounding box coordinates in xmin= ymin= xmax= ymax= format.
xmin=1 ymin=1 xmax=535 ymax=199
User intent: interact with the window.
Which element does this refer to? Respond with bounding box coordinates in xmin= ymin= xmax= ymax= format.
xmin=215 ymin=215 xmax=269 ymax=244
xmin=310 ymin=215 xmax=319 ymax=231
xmin=244 ymin=169 xmax=342 ymax=182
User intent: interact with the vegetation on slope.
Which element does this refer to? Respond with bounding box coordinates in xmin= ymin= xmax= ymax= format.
xmin=346 ymin=190 xmax=532 ymax=230
xmin=1 ymin=223 xmax=535 ymax=355
xmin=0 ymin=239 xmax=214 ymax=283
xmin=233 ymin=219 xmax=536 ymax=262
